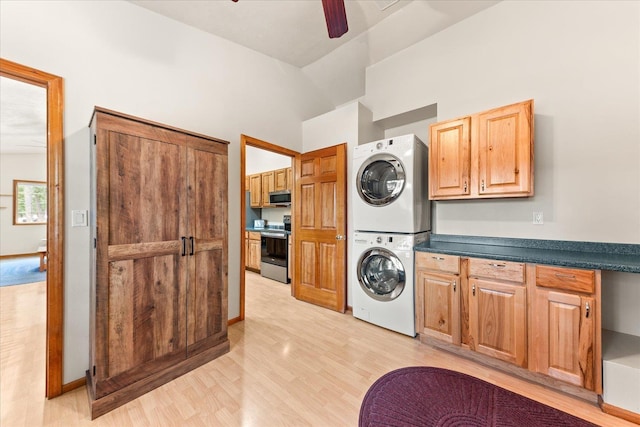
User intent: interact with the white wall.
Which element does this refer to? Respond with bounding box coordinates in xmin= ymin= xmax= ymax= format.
xmin=245 ymin=146 xmax=291 ymax=175
xmin=0 ymin=153 xmax=47 ymax=255
xmin=1 ymin=0 xmax=331 ymax=383
xmin=364 ymin=0 xmax=640 ymax=245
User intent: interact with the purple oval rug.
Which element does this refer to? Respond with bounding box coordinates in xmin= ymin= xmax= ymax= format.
xmin=359 ymin=367 xmax=599 ymax=427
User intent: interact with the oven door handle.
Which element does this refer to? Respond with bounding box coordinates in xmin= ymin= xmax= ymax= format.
xmin=261 ymin=232 xmax=287 ymax=239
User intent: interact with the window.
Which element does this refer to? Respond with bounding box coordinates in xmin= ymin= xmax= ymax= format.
xmin=13 ymin=180 xmax=47 ymax=225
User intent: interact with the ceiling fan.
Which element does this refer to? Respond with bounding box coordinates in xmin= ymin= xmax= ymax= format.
xmin=231 ymin=0 xmax=349 ymax=39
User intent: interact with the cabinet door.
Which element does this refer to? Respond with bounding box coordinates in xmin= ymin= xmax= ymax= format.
xmin=416 ymin=270 xmax=460 ymax=344
xmin=429 ymin=117 xmax=471 ymax=199
xmin=286 ymin=167 xmax=293 ymax=190
xmin=274 ymin=168 xmax=287 ymax=191
xmin=469 ymin=277 xmax=527 ymax=367
xmin=261 ymin=171 xmax=275 ymax=207
xmin=477 ymin=100 xmax=533 ymax=196
xmin=186 ymin=137 xmax=228 ymax=357
xmin=533 ymin=289 xmax=596 ymax=390
xmin=249 ymin=174 xmax=262 ymax=207
xmin=94 ymin=127 xmax=188 ymax=398
xmin=248 ymin=238 xmax=261 ymax=270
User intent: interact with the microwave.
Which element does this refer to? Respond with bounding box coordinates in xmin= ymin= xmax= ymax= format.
xmin=269 ymin=190 xmax=292 ymax=206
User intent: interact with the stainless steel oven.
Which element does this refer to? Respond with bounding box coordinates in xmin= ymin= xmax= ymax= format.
xmin=260 ymin=230 xmax=289 ymax=283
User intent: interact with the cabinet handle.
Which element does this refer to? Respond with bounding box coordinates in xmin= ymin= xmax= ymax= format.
xmin=472 ymin=284 xmax=476 ymax=296
xmin=481 ymin=180 xmax=485 ymax=191
xmin=555 ymin=273 xmax=576 ymax=280
xmin=453 ymin=280 xmax=456 ymax=292
xmin=189 ymin=236 xmax=195 ymax=256
xmin=585 ymin=302 xmax=590 ymax=318
xmin=489 ymin=263 xmax=506 ymax=268
xmin=432 ymin=256 xmax=445 ymax=261
xmin=181 ymin=237 xmax=187 ymax=256
xmin=464 ymin=181 xmax=468 ymax=192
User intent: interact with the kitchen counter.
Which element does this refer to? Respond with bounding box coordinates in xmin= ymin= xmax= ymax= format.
xmin=245 ymin=227 xmax=291 ymax=234
xmin=415 ymin=234 xmax=640 ymax=273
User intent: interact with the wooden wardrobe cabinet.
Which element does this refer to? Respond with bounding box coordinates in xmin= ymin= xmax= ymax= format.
xmin=88 ymin=108 xmax=230 ymax=418
xmin=429 ymin=99 xmax=534 ymax=200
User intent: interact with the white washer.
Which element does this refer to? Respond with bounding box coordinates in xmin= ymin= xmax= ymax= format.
xmin=352 ymin=134 xmax=430 ymax=233
xmin=352 ymin=231 xmax=429 ymax=337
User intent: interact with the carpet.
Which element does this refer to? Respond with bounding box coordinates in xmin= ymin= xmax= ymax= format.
xmin=0 ymin=256 xmax=47 ymax=287
xmin=359 ymin=367 xmax=599 ymax=427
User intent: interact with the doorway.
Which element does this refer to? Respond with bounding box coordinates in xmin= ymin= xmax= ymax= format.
xmin=239 ymin=135 xmax=298 ymax=320
xmin=0 ymin=59 xmax=64 ymax=398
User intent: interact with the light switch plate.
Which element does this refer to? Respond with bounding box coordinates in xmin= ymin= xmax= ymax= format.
xmin=72 ymin=210 xmax=88 ymax=227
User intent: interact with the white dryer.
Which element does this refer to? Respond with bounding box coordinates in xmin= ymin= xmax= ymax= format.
xmin=352 ymin=231 xmax=429 ymax=337
xmin=352 ymin=134 xmax=430 ymax=233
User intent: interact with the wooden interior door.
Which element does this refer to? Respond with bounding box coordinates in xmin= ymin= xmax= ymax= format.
xmin=95 ymin=122 xmax=188 ymax=397
xmin=186 ymin=136 xmax=228 ymax=357
xmin=293 ymin=144 xmax=347 ymax=312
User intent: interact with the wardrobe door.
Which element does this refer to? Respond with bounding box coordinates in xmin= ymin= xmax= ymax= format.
xmin=185 ymin=136 xmax=229 ymax=357
xmin=94 ymin=121 xmax=189 ymax=398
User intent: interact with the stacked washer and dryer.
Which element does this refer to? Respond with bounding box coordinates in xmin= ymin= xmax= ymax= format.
xmin=351 ymin=134 xmax=430 ymax=337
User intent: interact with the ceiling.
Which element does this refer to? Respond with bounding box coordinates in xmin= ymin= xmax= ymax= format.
xmin=129 ymin=0 xmax=499 ymax=68
xmin=0 ymin=77 xmax=47 ymax=155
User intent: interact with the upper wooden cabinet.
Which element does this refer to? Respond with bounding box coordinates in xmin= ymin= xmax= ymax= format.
xmin=247 ymin=167 xmax=291 ymax=207
xmin=249 ymin=174 xmax=262 ymax=207
xmin=429 ymin=99 xmax=534 ymax=200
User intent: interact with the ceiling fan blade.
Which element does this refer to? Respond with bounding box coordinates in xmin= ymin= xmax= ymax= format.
xmin=321 ymin=0 xmax=348 ymax=38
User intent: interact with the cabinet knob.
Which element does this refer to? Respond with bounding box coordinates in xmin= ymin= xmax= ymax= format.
xmin=472 ymin=283 xmax=476 ymax=296
xmin=481 ymin=180 xmax=485 ymax=191
xmin=453 ymin=280 xmax=456 ymax=292
xmin=585 ymin=302 xmax=590 ymax=318
xmin=464 ymin=181 xmax=468 ymax=192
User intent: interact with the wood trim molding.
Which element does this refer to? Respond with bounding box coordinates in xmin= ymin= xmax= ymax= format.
xmin=1 ymin=58 xmax=64 ymax=398
xmin=61 ymin=377 xmax=86 ymax=394
xmin=239 ymin=134 xmax=299 ymax=321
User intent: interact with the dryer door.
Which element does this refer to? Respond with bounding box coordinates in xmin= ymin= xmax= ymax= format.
xmin=357 ymin=248 xmax=406 ymax=301
xmin=356 ymin=154 xmax=406 ymax=206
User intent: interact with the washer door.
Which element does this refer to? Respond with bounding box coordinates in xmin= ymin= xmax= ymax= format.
xmin=356 ymin=154 xmax=406 ymax=206
xmin=357 ymin=248 xmax=406 ymax=301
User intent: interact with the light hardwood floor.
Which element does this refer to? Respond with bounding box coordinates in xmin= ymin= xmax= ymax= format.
xmin=0 ymin=273 xmax=634 ymax=426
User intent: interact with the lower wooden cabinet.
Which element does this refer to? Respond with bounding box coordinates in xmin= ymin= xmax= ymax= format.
xmin=415 ymin=251 xmax=602 ymax=396
xmin=469 ymin=276 xmax=527 ymax=367
xmin=531 ymin=265 xmax=601 ymax=392
xmin=415 ymin=252 xmax=462 ymax=344
xmin=246 ymin=231 xmax=261 ymax=271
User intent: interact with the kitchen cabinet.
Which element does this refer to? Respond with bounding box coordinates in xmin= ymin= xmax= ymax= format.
xmin=468 ymin=258 xmax=527 ymax=367
xmin=531 ymin=265 xmax=601 ymax=392
xmin=275 ymin=168 xmax=287 ymax=191
xmin=261 ymin=171 xmax=275 ymax=207
xmin=429 ymin=99 xmax=534 ymax=200
xmin=247 ymin=167 xmax=292 ymax=207
xmin=415 ymin=252 xmax=464 ymax=344
xmin=246 ymin=231 xmax=261 ymax=272
xmin=249 ymin=173 xmax=262 ymax=207
xmin=88 ymin=108 xmax=229 ymax=418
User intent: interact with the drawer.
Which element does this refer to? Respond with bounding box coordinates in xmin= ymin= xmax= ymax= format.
xmin=468 ymin=258 xmax=525 ymax=283
xmin=536 ymin=265 xmax=595 ymax=293
xmin=248 ymin=231 xmax=262 ymax=240
xmin=416 ymin=252 xmax=460 ymax=274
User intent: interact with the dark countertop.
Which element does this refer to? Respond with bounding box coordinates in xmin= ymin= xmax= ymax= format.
xmin=415 ymin=234 xmax=640 ymax=273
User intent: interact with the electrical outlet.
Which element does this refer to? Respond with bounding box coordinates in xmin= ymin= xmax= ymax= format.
xmin=533 ymin=211 xmax=543 ymax=225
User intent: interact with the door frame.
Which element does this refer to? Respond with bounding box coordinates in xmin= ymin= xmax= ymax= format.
xmin=239 ymin=134 xmax=298 ymax=320
xmin=0 ymin=58 xmax=64 ymax=398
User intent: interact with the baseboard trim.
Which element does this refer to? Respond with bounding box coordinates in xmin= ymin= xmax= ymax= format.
xmin=228 ymin=316 xmax=242 ymax=326
xmin=0 ymin=252 xmax=39 ymax=260
xmin=598 ymin=395 xmax=640 ymax=424
xmin=61 ymin=377 xmax=86 ymax=394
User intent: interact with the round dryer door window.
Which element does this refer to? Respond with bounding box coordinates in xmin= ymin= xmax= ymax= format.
xmin=356 ymin=154 xmax=406 ymax=206
xmin=357 ymin=248 xmax=406 ymax=301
